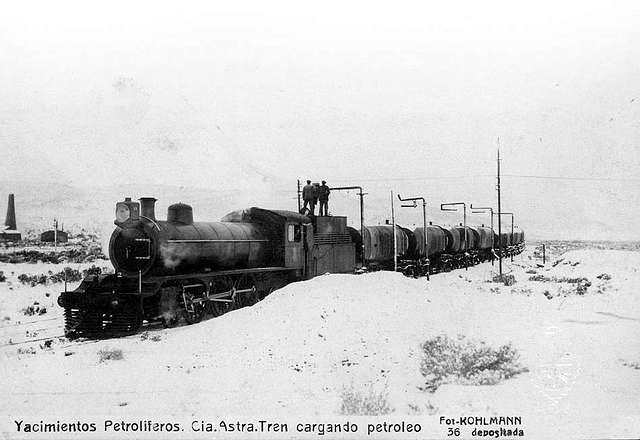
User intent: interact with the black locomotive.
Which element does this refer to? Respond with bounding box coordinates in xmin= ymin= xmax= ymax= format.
xmin=58 ymin=197 xmax=355 ymax=337
xmin=58 ymin=196 xmax=524 ymax=338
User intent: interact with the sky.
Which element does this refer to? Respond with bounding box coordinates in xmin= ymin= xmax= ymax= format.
xmin=0 ymin=0 xmax=639 ymax=239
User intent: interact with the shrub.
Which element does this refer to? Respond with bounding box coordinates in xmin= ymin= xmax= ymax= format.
xmin=340 ymin=385 xmax=393 ymax=415
xmin=83 ymin=265 xmax=103 ymax=277
xmin=555 ymin=276 xmax=589 ymax=284
xmin=621 ymin=360 xmax=640 ymax=370
xmin=419 ymin=335 xmax=528 ymax=392
xmin=49 ymin=268 xmax=83 ymax=283
xmin=492 ymin=274 xmax=516 ymax=286
xmin=0 ymin=271 xmax=5 ymax=282
xmin=18 ymin=274 xmax=48 ymax=286
xmin=0 ymin=245 xmax=107 ymax=265
xmin=22 ymin=303 xmax=46 ymax=316
xmin=16 ymin=265 xmax=106 ymax=286
xmin=97 ymin=348 xmax=124 ymax=363
xmin=528 ymin=274 xmax=550 ymax=282
xmin=597 ymin=273 xmax=612 ymax=281
xmin=575 ymin=282 xmax=589 ymax=295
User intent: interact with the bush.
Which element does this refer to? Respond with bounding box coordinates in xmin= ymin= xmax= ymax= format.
xmin=22 ymin=303 xmax=47 ymax=316
xmin=528 ymin=274 xmax=549 ymax=281
xmin=0 ymin=244 xmax=107 ymax=265
xmin=555 ymin=276 xmax=589 ymax=284
xmin=419 ymin=335 xmax=528 ymax=392
xmin=18 ymin=273 xmax=48 ymax=286
xmin=340 ymin=385 xmax=392 ymax=415
xmin=17 ymin=265 xmax=106 ymax=286
xmin=49 ymin=268 xmax=83 ymax=283
xmin=83 ymin=265 xmax=103 ymax=277
xmin=0 ymin=271 xmax=5 ymax=282
xmin=528 ymin=275 xmax=592 ymax=294
xmin=492 ymin=274 xmax=516 ymax=286
xmin=596 ymin=273 xmax=612 ymax=281
xmin=575 ymin=282 xmax=589 ymax=295
xmin=97 ymin=348 xmax=124 ymax=363
xmin=621 ymin=360 xmax=640 ymax=370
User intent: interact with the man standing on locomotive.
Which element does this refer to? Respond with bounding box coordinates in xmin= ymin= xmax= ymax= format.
xmin=302 ymin=180 xmax=316 ymax=215
xmin=312 ymin=182 xmax=320 ymax=214
xmin=318 ymin=180 xmax=330 ymax=216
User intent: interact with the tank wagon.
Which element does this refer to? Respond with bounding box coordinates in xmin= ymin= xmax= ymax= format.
xmin=355 ymin=222 xmax=525 ymax=276
xmin=347 ymin=225 xmax=414 ymax=270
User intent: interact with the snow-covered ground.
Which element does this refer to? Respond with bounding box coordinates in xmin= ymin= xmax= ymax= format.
xmin=1 ymin=247 xmax=639 ymax=439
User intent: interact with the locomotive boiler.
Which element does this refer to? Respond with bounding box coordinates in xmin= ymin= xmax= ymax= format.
xmin=110 ymin=198 xmax=273 ymax=276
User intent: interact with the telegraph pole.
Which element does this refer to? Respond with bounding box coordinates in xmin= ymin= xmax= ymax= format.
xmin=441 ymin=202 xmax=467 ymax=270
xmin=330 ymin=185 xmax=366 ymax=267
xmin=297 ymin=179 xmax=302 ymax=212
xmin=499 ymin=212 xmax=515 ymax=262
xmin=390 ymin=191 xmax=397 ymax=272
xmin=470 ymin=205 xmax=494 ymax=265
xmin=398 ymin=194 xmax=429 ymax=279
xmin=497 ymin=139 xmax=503 ymax=277
xmin=53 ymin=219 xmax=57 ymax=250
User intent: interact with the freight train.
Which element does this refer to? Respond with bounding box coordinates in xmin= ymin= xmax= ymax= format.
xmin=58 ymin=197 xmax=524 ymax=338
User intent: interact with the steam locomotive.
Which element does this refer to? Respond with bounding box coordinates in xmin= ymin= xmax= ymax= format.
xmin=57 ymin=197 xmax=524 ymax=338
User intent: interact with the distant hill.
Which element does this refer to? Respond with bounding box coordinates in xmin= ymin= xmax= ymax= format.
xmin=0 ymin=179 xmax=290 ymax=237
xmin=0 ymin=178 xmax=633 ymax=242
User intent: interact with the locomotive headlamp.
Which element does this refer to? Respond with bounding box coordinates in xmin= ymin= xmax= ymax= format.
xmin=114 ymin=197 xmax=140 ymax=226
xmin=115 ymin=203 xmax=130 ymax=223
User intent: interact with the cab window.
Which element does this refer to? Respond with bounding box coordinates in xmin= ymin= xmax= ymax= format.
xmin=287 ymin=224 xmax=301 ymax=242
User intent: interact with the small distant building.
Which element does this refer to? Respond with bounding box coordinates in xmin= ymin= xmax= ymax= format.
xmin=40 ymin=229 xmax=69 ymax=243
xmin=0 ymin=194 xmax=21 ymax=241
xmin=41 ymin=219 xmax=68 ymax=243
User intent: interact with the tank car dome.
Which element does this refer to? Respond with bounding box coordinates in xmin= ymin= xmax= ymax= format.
xmin=167 ymin=203 xmax=193 ymax=225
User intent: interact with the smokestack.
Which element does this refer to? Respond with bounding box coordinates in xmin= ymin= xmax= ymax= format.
xmin=139 ymin=197 xmax=157 ymax=220
xmin=5 ymin=194 xmax=17 ymax=230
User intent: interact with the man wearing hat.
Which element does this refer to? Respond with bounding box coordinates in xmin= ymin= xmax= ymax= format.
xmin=302 ymin=179 xmax=316 ymax=215
xmin=318 ymin=180 xmax=330 ymax=216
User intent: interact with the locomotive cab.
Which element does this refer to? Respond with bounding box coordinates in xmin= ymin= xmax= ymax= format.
xmin=284 ymin=221 xmax=305 ymax=275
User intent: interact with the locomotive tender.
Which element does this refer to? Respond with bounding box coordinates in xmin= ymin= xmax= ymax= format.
xmin=58 ymin=196 xmax=524 ymax=338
